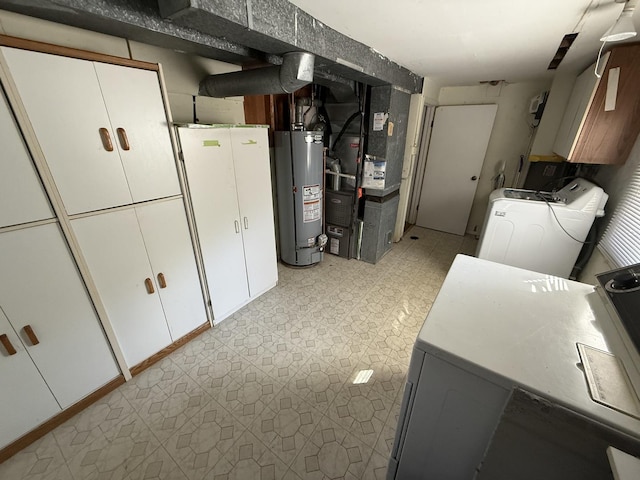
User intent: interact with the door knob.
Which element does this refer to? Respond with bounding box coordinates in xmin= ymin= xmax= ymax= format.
xmin=471 ymin=176 xmax=478 ymax=181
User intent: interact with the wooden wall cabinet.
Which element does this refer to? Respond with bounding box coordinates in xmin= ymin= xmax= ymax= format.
xmin=554 ymin=43 xmax=640 ymax=165
xmin=176 ymin=125 xmax=278 ymax=321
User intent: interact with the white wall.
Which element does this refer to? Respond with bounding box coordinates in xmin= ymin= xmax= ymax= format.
xmin=579 ymin=131 xmax=640 ymax=284
xmin=0 ymin=10 xmax=245 ymax=124
xmin=438 ymin=80 xmax=551 ymax=235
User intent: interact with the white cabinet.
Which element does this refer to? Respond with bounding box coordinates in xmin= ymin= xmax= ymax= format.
xmin=71 ymin=198 xmax=206 ymax=367
xmin=0 ymin=223 xmax=120 ymax=448
xmin=1 ymin=47 xmax=180 ymax=214
xmin=0 ymin=308 xmax=60 ymax=450
xmin=177 ymin=125 xmax=277 ymax=321
xmin=552 ymin=56 xmax=605 ymax=160
xmin=0 ymin=84 xmax=52 ymax=227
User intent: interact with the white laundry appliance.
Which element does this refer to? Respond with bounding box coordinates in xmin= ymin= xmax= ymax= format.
xmin=387 ymin=255 xmax=640 ymax=480
xmin=476 ymin=178 xmax=608 ymax=278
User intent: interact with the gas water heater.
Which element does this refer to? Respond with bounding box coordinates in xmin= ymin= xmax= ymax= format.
xmin=274 ymin=130 xmax=327 ymax=266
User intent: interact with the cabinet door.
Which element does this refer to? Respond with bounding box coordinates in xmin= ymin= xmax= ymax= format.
xmin=0 ymin=224 xmax=120 ymax=408
xmin=0 ymin=307 xmax=60 ymax=449
xmin=1 ymin=47 xmax=132 ymax=214
xmin=94 ymin=63 xmax=180 ymax=203
xmin=135 ymin=199 xmax=207 ymax=340
xmin=178 ymin=127 xmax=250 ymax=321
xmin=230 ymin=127 xmax=278 ymax=297
xmin=0 ymin=87 xmax=52 ymax=227
xmin=570 ymin=44 xmax=640 ymax=164
xmin=71 ymin=210 xmax=172 ymax=367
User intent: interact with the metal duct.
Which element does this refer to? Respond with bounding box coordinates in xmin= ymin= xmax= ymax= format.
xmin=199 ymin=52 xmax=315 ymax=97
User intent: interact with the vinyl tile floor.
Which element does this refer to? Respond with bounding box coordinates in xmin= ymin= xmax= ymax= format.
xmin=2 ymin=226 xmax=477 ymax=480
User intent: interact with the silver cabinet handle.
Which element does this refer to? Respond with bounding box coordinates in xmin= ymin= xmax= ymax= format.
xmin=244 ymin=217 xmax=249 ymax=229
xmin=234 ymin=220 xmax=240 ymax=233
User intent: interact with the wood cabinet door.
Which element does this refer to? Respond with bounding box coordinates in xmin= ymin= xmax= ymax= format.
xmin=178 ymin=127 xmax=250 ymax=321
xmin=2 ymin=47 xmax=132 ymax=214
xmin=71 ymin=209 xmax=172 ymax=367
xmin=0 ymin=87 xmax=52 ymax=228
xmin=571 ymin=44 xmax=640 ymax=164
xmin=0 ymin=307 xmax=60 ymax=449
xmin=0 ymin=224 xmax=119 ymax=408
xmin=135 ymin=199 xmax=207 ymax=340
xmin=93 ymin=63 xmax=180 ymax=203
xmin=230 ymin=127 xmax=278 ymax=297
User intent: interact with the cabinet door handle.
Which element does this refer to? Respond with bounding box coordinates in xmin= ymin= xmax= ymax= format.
xmin=243 ymin=217 xmax=249 ymax=229
xmin=99 ymin=128 xmax=114 ymax=152
xmin=234 ymin=220 xmax=240 ymax=233
xmin=144 ymin=278 xmax=155 ymax=294
xmin=116 ymin=128 xmax=130 ymax=151
xmin=22 ymin=325 xmax=40 ymax=346
xmin=157 ymin=272 xmax=167 ymax=289
xmin=0 ymin=334 xmax=16 ymax=355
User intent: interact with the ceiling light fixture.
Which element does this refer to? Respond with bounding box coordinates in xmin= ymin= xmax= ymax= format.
xmin=601 ymin=7 xmax=637 ymax=42
xmin=594 ymin=0 xmax=637 ymax=77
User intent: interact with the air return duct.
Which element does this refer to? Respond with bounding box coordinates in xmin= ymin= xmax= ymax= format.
xmin=199 ymin=52 xmax=315 ymax=97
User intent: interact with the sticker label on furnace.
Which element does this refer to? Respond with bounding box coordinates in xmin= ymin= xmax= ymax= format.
xmin=302 ymin=184 xmax=322 ymax=223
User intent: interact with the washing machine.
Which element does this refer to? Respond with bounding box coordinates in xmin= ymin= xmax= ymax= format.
xmin=476 ymin=178 xmax=608 ymax=278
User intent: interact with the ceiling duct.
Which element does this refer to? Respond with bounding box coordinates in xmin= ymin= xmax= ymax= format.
xmin=199 ymin=51 xmax=315 ymax=97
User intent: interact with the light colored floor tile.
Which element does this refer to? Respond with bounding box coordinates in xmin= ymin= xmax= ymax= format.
xmin=289 ymin=415 xmax=373 ymax=480
xmin=65 ymin=413 xmax=160 ymax=480
xmin=207 ymin=430 xmax=289 ymax=480
xmin=136 ymin=374 xmax=211 ymax=442
xmin=248 ymin=388 xmax=323 ymax=466
xmin=53 ymin=389 xmax=135 ymax=460
xmin=326 ymin=376 xmax=394 ymax=447
xmin=285 ymin=356 xmax=349 ymax=413
xmin=0 ymin=433 xmax=67 ymax=480
xmin=215 ymin=365 xmax=285 ymax=428
xmin=164 ymin=398 xmax=245 ymax=480
xmin=124 ymin=446 xmax=188 ymax=480
xmin=3 ymin=227 xmax=477 ymax=480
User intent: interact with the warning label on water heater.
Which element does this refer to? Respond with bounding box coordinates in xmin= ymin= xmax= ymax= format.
xmin=302 ymin=184 xmax=322 ymax=223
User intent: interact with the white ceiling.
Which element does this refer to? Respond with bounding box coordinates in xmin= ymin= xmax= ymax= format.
xmin=288 ymin=0 xmax=639 ymax=86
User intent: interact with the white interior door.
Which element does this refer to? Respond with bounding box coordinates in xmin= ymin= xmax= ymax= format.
xmin=0 ymin=88 xmax=52 ymax=227
xmin=2 ymin=47 xmax=132 ymax=214
xmin=135 ymin=199 xmax=207 ymax=340
xmin=0 ymin=306 xmax=60 ymax=449
xmin=71 ymin=209 xmax=172 ymax=367
xmin=230 ymin=127 xmax=278 ymax=297
xmin=416 ymin=104 xmax=497 ymax=235
xmin=178 ymin=127 xmax=250 ymax=321
xmin=94 ymin=63 xmax=180 ymax=203
xmin=0 ymin=224 xmax=119 ymax=408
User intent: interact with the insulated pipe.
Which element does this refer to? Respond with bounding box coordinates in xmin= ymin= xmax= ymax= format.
xmin=199 ymin=52 xmax=315 ymax=97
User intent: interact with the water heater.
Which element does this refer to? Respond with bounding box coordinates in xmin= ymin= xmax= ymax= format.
xmin=274 ymin=131 xmax=327 ymax=266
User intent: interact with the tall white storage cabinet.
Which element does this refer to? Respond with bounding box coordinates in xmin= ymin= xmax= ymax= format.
xmin=177 ymin=125 xmax=278 ymax=321
xmin=1 ymin=43 xmax=208 ymax=375
xmin=1 ymin=47 xmax=181 ymax=215
xmin=0 ymin=81 xmax=119 ymax=449
xmin=71 ymin=199 xmax=207 ymax=367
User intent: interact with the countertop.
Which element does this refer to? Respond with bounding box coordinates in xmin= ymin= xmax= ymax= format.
xmin=417 ymin=254 xmax=640 ymax=438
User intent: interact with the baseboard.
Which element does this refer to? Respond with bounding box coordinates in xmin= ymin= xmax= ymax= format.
xmin=130 ymin=321 xmax=211 ymax=376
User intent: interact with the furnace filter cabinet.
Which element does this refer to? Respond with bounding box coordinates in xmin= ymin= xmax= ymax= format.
xmin=274 ymin=131 xmax=327 ymax=266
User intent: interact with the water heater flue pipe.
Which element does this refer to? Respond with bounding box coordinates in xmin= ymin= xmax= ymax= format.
xmin=199 ymin=52 xmax=315 ymax=97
